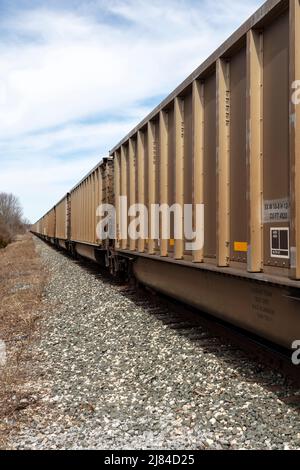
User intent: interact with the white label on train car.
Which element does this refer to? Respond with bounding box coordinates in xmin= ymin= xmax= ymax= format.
xmin=263 ymin=198 xmax=290 ymax=223
xmin=270 ymin=228 xmax=290 ymax=259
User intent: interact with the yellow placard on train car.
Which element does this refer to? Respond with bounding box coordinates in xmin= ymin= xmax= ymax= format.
xmin=234 ymin=242 xmax=248 ymax=253
xmin=169 ymin=239 xmax=175 ymax=247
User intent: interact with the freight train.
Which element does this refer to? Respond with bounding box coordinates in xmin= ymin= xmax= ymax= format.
xmin=32 ymin=0 xmax=300 ymax=350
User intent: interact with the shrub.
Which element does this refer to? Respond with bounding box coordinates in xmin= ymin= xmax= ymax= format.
xmin=0 ymin=221 xmax=12 ymax=249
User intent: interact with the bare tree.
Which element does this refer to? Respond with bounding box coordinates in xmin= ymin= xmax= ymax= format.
xmin=22 ymin=217 xmax=32 ymax=232
xmin=0 ymin=193 xmax=27 ymax=247
xmin=0 ymin=192 xmax=23 ymax=233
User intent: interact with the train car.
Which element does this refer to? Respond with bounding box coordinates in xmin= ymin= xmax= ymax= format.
xmin=68 ymin=157 xmax=114 ymax=261
xmin=35 ymin=216 xmax=44 ymax=236
xmin=41 ymin=208 xmax=56 ymax=241
xmin=32 ymin=0 xmax=300 ymax=350
xmin=31 ymin=221 xmax=38 ymax=234
xmin=109 ymin=0 xmax=300 ymax=349
xmin=55 ymin=195 xmax=70 ymax=250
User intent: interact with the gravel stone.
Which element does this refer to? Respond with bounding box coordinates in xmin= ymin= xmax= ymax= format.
xmin=9 ymin=238 xmax=300 ymax=450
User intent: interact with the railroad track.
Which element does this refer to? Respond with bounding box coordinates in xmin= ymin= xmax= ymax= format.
xmin=122 ymin=286 xmax=300 ymax=392
xmin=58 ymin=244 xmax=300 ymax=404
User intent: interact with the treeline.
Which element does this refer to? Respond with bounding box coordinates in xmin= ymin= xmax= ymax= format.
xmin=0 ymin=192 xmax=30 ymax=248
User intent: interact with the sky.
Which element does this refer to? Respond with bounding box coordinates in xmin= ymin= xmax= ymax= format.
xmin=0 ymin=0 xmax=263 ymax=222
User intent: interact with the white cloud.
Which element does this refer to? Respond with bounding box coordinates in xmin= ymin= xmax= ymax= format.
xmin=0 ymin=154 xmax=102 ymax=222
xmin=0 ymin=118 xmax=140 ymax=159
xmin=0 ymin=0 xmax=263 ymax=221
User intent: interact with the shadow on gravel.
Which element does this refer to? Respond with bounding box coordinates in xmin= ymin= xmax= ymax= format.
xmin=41 ymin=239 xmax=300 ymax=413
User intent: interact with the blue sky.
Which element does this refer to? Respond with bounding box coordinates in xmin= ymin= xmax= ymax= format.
xmin=0 ymin=0 xmax=263 ymax=222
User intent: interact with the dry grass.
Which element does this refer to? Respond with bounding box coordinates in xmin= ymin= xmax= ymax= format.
xmin=0 ymin=233 xmax=46 ymax=449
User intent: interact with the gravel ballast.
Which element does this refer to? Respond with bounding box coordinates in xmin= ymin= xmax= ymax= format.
xmin=9 ymin=237 xmax=300 ymax=450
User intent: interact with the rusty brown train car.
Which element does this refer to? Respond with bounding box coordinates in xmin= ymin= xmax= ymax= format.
xmin=32 ymin=0 xmax=300 ymax=350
